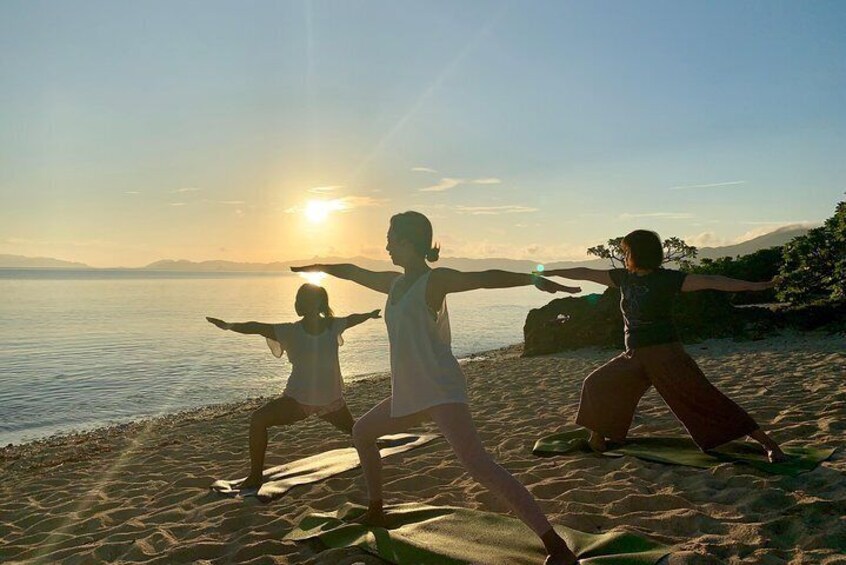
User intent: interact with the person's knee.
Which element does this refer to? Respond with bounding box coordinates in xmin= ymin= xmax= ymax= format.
xmin=250 ymin=409 xmax=268 ymax=430
xmin=351 ymin=420 xmax=376 ymax=449
xmin=456 ymin=448 xmax=497 ymax=481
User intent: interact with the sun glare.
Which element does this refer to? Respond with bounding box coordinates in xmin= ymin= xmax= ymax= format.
xmin=298 ymin=271 xmax=327 ymax=286
xmin=305 ymin=199 xmax=344 ymax=223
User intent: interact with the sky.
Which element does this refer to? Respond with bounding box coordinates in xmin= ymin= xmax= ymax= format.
xmin=1 ymin=0 xmax=844 ymax=267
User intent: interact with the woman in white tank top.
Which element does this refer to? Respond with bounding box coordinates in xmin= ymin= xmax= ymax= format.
xmin=206 ymin=283 xmax=381 ymax=489
xmin=292 ymin=211 xmax=581 ymax=565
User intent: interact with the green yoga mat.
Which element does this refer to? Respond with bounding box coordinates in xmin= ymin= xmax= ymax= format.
xmin=532 ymin=430 xmax=835 ymax=477
xmin=286 ymin=502 xmax=672 ymax=564
xmin=211 ymin=433 xmax=439 ymax=502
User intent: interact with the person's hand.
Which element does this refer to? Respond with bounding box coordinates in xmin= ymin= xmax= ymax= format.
xmin=533 ymin=276 xmax=580 ymax=294
xmin=753 ymin=277 xmax=779 ymax=291
xmin=290 ymin=264 xmax=323 ymax=273
xmin=532 ymin=268 xmax=559 ymax=277
xmin=206 ymin=316 xmax=232 ymax=330
xmin=369 ymin=309 xmax=382 ymax=319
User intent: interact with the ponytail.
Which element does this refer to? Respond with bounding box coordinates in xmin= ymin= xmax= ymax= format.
xmin=390 ymin=211 xmax=440 ymax=262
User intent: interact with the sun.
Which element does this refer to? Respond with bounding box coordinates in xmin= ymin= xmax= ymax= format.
xmin=305 ymin=199 xmax=344 ymax=223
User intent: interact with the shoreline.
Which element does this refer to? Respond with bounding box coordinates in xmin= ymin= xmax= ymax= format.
xmin=1 ymin=342 xmax=524 ymax=467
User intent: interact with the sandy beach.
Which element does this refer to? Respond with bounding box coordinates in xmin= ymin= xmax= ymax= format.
xmin=1 ymin=331 xmax=844 ymax=564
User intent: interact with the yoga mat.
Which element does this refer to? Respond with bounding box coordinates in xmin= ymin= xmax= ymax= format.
xmin=532 ymin=429 xmax=835 ymax=477
xmin=211 ymin=433 xmax=439 ymax=502
xmin=286 ymin=502 xmax=672 ymax=565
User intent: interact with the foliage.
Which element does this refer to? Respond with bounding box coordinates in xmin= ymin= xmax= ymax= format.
xmin=587 ymin=236 xmax=698 ymax=269
xmin=778 ymin=199 xmax=846 ymax=304
xmin=685 ymin=247 xmax=783 ymax=304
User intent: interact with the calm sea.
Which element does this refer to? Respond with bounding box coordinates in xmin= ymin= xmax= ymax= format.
xmin=0 ymin=269 xmax=599 ymax=445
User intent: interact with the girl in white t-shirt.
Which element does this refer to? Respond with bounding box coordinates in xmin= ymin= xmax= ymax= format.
xmin=293 ymin=212 xmax=581 ymax=565
xmin=206 ymin=283 xmax=380 ymax=488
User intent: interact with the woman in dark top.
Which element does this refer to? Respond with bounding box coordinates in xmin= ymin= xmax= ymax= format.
xmin=546 ymin=229 xmax=787 ymax=462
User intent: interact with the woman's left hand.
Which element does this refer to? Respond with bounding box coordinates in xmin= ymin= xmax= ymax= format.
xmin=206 ymin=316 xmax=232 ymax=330
xmin=533 ymin=277 xmax=581 ymax=294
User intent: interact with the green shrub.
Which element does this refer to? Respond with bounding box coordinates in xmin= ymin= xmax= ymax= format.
xmin=778 ymin=200 xmax=846 ymax=304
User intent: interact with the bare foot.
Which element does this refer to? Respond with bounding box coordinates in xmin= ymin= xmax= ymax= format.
xmin=240 ymin=474 xmax=264 ymax=489
xmin=545 ymin=548 xmax=578 ymax=565
xmin=587 ymin=431 xmax=608 ymax=452
xmin=767 ymin=447 xmax=789 ymax=464
xmin=748 ymin=430 xmax=788 ymax=464
xmin=352 ymin=507 xmax=387 ymax=527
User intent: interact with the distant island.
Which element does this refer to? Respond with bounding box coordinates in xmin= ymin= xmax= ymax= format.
xmin=0 ymin=225 xmax=811 ymax=273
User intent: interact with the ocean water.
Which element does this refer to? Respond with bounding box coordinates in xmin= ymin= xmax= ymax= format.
xmin=0 ymin=269 xmax=597 ymax=445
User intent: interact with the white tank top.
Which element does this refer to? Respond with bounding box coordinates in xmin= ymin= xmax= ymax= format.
xmin=385 ymin=270 xmax=468 ymax=417
xmin=266 ymin=318 xmax=346 ymax=406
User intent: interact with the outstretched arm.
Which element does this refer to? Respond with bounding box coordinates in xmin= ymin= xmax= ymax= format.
xmin=427 ymin=268 xmax=580 ymax=308
xmin=206 ymin=317 xmax=276 ymax=340
xmin=543 ymin=268 xmax=615 ymax=287
xmin=681 ymin=275 xmax=775 ymax=293
xmin=343 ymin=309 xmax=382 ymax=330
xmin=290 ymin=264 xmax=400 ymax=294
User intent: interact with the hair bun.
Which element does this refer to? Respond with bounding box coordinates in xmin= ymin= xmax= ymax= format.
xmin=426 ymin=245 xmax=440 ymax=262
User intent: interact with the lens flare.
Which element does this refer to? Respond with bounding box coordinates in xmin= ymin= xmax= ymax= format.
xmin=298 ymin=271 xmax=326 ymax=286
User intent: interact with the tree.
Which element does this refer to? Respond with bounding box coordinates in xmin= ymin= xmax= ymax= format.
xmin=587 ymin=236 xmax=698 ymax=268
xmin=687 ymin=247 xmax=783 ymax=304
xmin=778 ymin=199 xmax=846 ymax=304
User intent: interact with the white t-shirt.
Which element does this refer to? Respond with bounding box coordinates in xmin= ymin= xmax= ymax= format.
xmin=385 ymin=271 xmax=468 ymax=417
xmin=265 ymin=318 xmax=347 ymax=406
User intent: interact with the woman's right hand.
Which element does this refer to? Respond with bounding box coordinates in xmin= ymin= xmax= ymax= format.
xmin=206 ymin=316 xmax=232 ymax=330
xmin=290 ymin=264 xmax=323 ymax=273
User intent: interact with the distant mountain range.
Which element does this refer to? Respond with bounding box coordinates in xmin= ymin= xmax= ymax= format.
xmin=0 ymin=254 xmax=91 ymax=269
xmin=0 ymin=225 xmax=811 ymax=272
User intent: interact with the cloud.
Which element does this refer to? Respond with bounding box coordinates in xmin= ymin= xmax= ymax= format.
xmin=412 ymin=167 xmax=437 ymax=173
xmin=418 ymin=175 xmax=502 ymax=192
xmin=735 ymin=222 xmax=817 ymax=242
xmin=456 ymin=205 xmax=538 ymax=215
xmin=308 ymin=185 xmax=343 ymax=194
xmin=215 ymin=200 xmax=245 ymax=205
xmin=174 ymin=187 xmax=202 ymax=193
xmin=668 ymin=180 xmax=746 ymax=191
xmin=619 ymin=212 xmax=694 ymax=220
xmin=124 ymin=191 xmax=140 ymax=195
xmin=169 ymin=202 xmax=187 ymax=207
xmin=339 ymin=195 xmax=388 ymax=209
xmin=684 ymin=232 xmax=732 ymax=248
xmin=284 ymin=195 xmax=388 ymax=215
xmin=684 ymin=222 xmax=818 ymax=248
xmin=419 ymin=178 xmax=464 ymax=192
xmin=740 ymin=220 xmax=812 ymax=226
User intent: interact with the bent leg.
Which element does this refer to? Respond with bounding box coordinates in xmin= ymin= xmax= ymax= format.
xmin=575 ymin=352 xmax=651 ymax=443
xmin=429 ymin=403 xmax=576 ymax=563
xmin=320 ymin=404 xmax=355 ymax=434
xmin=351 ymin=397 xmax=426 ymax=511
xmin=244 ymin=396 xmax=308 ymax=487
xmin=641 ymin=344 xmax=759 ymax=451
